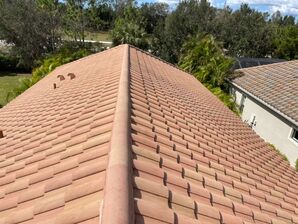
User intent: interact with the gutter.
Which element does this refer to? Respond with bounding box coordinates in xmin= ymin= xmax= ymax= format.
xmin=101 ymin=44 xmax=134 ymax=223
xmin=230 ymin=81 xmax=298 ymax=128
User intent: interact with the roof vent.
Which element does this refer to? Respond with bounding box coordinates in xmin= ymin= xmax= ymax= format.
xmin=57 ymin=75 xmax=65 ymax=81
xmin=0 ymin=130 xmax=4 ymax=138
xmin=67 ymin=73 xmax=76 ymax=80
xmin=53 ymin=83 xmax=57 ymax=89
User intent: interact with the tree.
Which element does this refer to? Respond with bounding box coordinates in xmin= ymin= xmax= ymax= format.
xmin=86 ymin=0 xmax=115 ymax=31
xmin=151 ymin=0 xmax=216 ymax=63
xmin=211 ymin=7 xmax=233 ymax=44
xmin=139 ymin=3 xmax=169 ymax=34
xmin=179 ymin=35 xmax=234 ymax=88
xmin=0 ymin=0 xmax=62 ymax=68
xmin=111 ymin=5 xmax=148 ymax=49
xmin=219 ymin=4 xmax=273 ymax=57
xmin=63 ymin=0 xmax=88 ymax=44
xmin=272 ymin=25 xmax=298 ymax=60
xmin=37 ymin=0 xmax=62 ymax=51
xmin=179 ymin=35 xmax=237 ymax=112
xmin=271 ymin=11 xmax=295 ymax=26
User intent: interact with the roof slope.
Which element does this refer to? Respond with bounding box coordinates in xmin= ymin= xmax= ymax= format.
xmin=0 ymin=46 xmax=124 ymax=223
xmin=231 ymin=60 xmax=298 ymax=126
xmin=0 ymin=45 xmax=297 ymax=224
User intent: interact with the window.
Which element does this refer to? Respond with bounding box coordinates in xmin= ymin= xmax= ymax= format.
xmin=292 ymin=128 xmax=298 ymax=142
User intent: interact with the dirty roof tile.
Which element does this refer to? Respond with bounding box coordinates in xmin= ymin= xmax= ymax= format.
xmin=231 ymin=61 xmax=298 ymax=125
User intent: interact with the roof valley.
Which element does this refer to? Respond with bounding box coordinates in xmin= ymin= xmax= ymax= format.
xmin=101 ymin=44 xmax=134 ymax=224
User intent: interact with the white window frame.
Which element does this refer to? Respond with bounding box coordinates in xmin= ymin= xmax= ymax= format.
xmin=289 ymin=127 xmax=298 ymax=145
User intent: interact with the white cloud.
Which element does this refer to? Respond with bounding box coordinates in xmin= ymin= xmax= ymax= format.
xmin=209 ymin=0 xmax=226 ymax=8
xmin=155 ymin=0 xmax=298 ymax=16
xmin=226 ymin=0 xmax=298 ymax=16
xmin=156 ymin=0 xmax=179 ymax=5
xmin=270 ymin=4 xmax=298 ymax=15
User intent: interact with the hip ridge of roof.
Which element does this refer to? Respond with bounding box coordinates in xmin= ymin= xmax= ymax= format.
xmin=101 ymin=44 xmax=134 ymax=224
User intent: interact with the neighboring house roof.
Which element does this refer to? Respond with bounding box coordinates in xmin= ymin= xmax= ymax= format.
xmin=231 ymin=60 xmax=298 ymax=127
xmin=232 ymin=58 xmax=286 ymax=70
xmin=0 ymin=45 xmax=297 ymax=224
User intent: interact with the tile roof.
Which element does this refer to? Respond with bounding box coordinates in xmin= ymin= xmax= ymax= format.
xmin=231 ymin=60 xmax=298 ymax=126
xmin=232 ymin=58 xmax=286 ymax=70
xmin=0 ymin=44 xmax=297 ymax=224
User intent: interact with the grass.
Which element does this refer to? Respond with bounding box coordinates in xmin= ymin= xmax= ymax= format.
xmin=0 ymin=72 xmax=31 ymax=106
xmin=63 ymin=31 xmax=111 ymax=42
xmin=84 ymin=31 xmax=111 ymax=42
xmin=267 ymin=143 xmax=289 ymax=163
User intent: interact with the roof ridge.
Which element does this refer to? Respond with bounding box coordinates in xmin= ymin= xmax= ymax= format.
xmin=128 ymin=44 xmax=195 ymax=78
xmin=235 ymin=59 xmax=298 ymax=72
xmin=55 ymin=44 xmax=125 ymax=71
xmin=101 ymin=44 xmax=134 ymax=224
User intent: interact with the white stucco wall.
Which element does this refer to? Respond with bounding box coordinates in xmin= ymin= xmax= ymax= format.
xmin=232 ymin=88 xmax=298 ymax=166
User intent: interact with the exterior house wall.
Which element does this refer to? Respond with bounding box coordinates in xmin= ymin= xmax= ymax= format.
xmin=231 ymin=87 xmax=298 ymax=166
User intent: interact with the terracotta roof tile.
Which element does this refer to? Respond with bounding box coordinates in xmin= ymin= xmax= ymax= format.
xmin=0 ymin=45 xmax=297 ymax=223
xmin=0 ymin=46 xmax=124 ymax=222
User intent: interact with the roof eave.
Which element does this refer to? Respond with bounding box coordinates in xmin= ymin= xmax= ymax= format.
xmin=230 ymin=81 xmax=298 ymax=128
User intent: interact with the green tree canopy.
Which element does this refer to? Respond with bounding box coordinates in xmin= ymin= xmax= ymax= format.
xmin=111 ymin=5 xmax=148 ymax=49
xmin=151 ymin=0 xmax=216 ymax=63
xmin=0 ymin=0 xmax=62 ymax=68
xmin=178 ymin=35 xmax=238 ymax=112
xmin=139 ymin=3 xmax=169 ymax=34
xmin=219 ymin=4 xmax=273 ymax=57
xmin=63 ymin=0 xmax=89 ymax=44
xmin=179 ymin=35 xmax=234 ymax=88
xmin=86 ymin=0 xmax=115 ymax=31
xmin=271 ymin=11 xmax=296 ymax=26
xmin=272 ymin=25 xmax=298 ymax=60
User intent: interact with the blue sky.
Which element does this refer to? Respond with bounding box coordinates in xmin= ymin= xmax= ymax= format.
xmin=138 ymin=0 xmax=298 ymax=18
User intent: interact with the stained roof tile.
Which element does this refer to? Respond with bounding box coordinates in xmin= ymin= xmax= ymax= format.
xmin=232 ymin=60 xmax=298 ymax=125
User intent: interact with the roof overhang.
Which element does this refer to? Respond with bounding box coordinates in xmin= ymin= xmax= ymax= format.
xmin=230 ymin=81 xmax=298 ymax=128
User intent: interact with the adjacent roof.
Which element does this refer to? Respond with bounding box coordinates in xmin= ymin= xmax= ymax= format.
xmin=232 ymin=58 xmax=286 ymax=70
xmin=0 ymin=45 xmax=297 ymax=224
xmin=231 ymin=60 xmax=298 ymax=126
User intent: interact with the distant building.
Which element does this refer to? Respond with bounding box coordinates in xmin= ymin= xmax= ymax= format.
xmin=230 ymin=60 xmax=298 ymax=165
xmin=232 ymin=57 xmax=286 ymax=70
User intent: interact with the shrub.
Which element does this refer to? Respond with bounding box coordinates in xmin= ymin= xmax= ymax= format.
xmin=206 ymin=85 xmax=239 ymax=114
xmin=268 ymin=143 xmax=289 ymax=163
xmin=0 ymin=53 xmax=28 ymax=72
xmin=5 ymin=46 xmax=92 ymax=104
xmin=5 ymin=77 xmax=34 ymax=102
xmin=179 ymin=34 xmax=239 ymax=114
xmin=31 ymin=47 xmax=91 ymax=83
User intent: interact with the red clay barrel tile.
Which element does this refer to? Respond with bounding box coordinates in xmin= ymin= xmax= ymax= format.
xmin=0 ymin=45 xmax=297 ymax=223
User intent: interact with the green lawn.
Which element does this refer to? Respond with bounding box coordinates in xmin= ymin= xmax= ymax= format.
xmin=0 ymin=73 xmax=31 ymax=106
xmin=63 ymin=31 xmax=111 ymax=42
xmin=85 ymin=31 xmax=111 ymax=42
